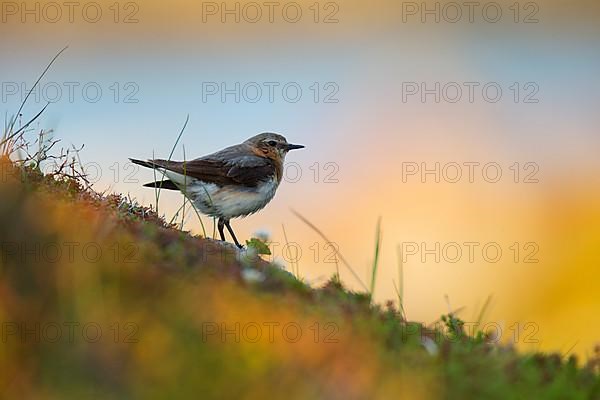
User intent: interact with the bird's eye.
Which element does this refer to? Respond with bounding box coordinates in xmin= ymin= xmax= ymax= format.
xmin=267 ymin=140 xmax=277 ymax=147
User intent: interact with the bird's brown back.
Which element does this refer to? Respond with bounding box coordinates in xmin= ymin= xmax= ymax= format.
xmin=148 ymin=143 xmax=281 ymax=188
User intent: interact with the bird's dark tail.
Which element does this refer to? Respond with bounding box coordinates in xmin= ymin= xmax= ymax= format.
xmin=142 ymin=180 xmax=179 ymax=190
xmin=129 ymin=158 xmax=180 ymax=190
xmin=129 ymin=158 xmax=156 ymax=169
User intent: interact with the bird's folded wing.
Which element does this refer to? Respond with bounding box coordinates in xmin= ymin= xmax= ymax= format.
xmin=148 ymin=155 xmax=276 ymax=188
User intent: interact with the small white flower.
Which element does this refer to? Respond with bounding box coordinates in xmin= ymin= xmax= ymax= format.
xmin=271 ymin=256 xmax=286 ymax=269
xmin=421 ymin=336 xmax=439 ymax=356
xmin=253 ymin=230 xmax=271 ymax=241
xmin=238 ymin=246 xmax=258 ymax=267
xmin=241 ymin=268 xmax=266 ymax=284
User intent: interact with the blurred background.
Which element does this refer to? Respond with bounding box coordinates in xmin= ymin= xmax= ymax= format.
xmin=1 ymin=0 xmax=599 ymax=357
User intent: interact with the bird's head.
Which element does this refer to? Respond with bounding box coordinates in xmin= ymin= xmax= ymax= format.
xmin=245 ymin=132 xmax=305 ymax=162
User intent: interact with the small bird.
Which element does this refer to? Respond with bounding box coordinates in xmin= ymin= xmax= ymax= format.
xmin=130 ymin=132 xmax=304 ymax=248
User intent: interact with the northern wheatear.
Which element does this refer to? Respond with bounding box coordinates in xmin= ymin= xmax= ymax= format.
xmin=130 ymin=133 xmax=304 ymax=248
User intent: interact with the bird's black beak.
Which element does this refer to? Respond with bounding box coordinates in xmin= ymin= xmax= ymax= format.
xmin=286 ymin=143 xmax=305 ymax=151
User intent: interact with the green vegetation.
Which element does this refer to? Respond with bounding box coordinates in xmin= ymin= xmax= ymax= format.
xmin=0 ymin=160 xmax=599 ymax=399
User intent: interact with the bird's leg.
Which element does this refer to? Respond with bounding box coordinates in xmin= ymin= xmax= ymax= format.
xmin=217 ymin=218 xmax=226 ymax=242
xmin=224 ymin=219 xmax=243 ymax=249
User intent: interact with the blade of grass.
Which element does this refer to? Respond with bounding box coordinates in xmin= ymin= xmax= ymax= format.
xmin=369 ymin=217 xmax=382 ymax=298
xmin=181 ymin=144 xmax=187 ymax=230
xmin=12 ymin=46 xmax=68 ymax=130
xmin=281 ymin=223 xmax=298 ymax=277
xmin=1 ymin=102 xmax=50 ymax=151
xmin=150 ymin=115 xmax=189 ymax=217
xmin=181 ymin=143 xmax=207 ymax=237
xmin=561 ymin=341 xmax=579 ymax=359
xmin=152 ymin=149 xmax=159 ymax=214
xmin=188 ymin=199 xmax=207 ymax=238
xmin=169 ymin=202 xmax=185 ymax=225
xmin=291 ymin=209 xmax=368 ymax=292
xmin=328 ymin=243 xmax=340 ymax=279
xmin=394 ymin=244 xmax=406 ymax=320
xmin=166 ymin=115 xmax=188 ymax=162
xmin=2 ymin=46 xmax=68 ymax=152
xmin=180 ymin=177 xmax=214 ymax=239
xmin=474 ymin=295 xmax=493 ymax=333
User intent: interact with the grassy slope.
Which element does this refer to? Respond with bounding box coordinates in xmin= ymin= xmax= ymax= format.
xmin=0 ymin=162 xmax=598 ymax=399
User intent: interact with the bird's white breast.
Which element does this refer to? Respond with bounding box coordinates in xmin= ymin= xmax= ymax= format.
xmin=164 ymin=170 xmax=279 ymax=219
